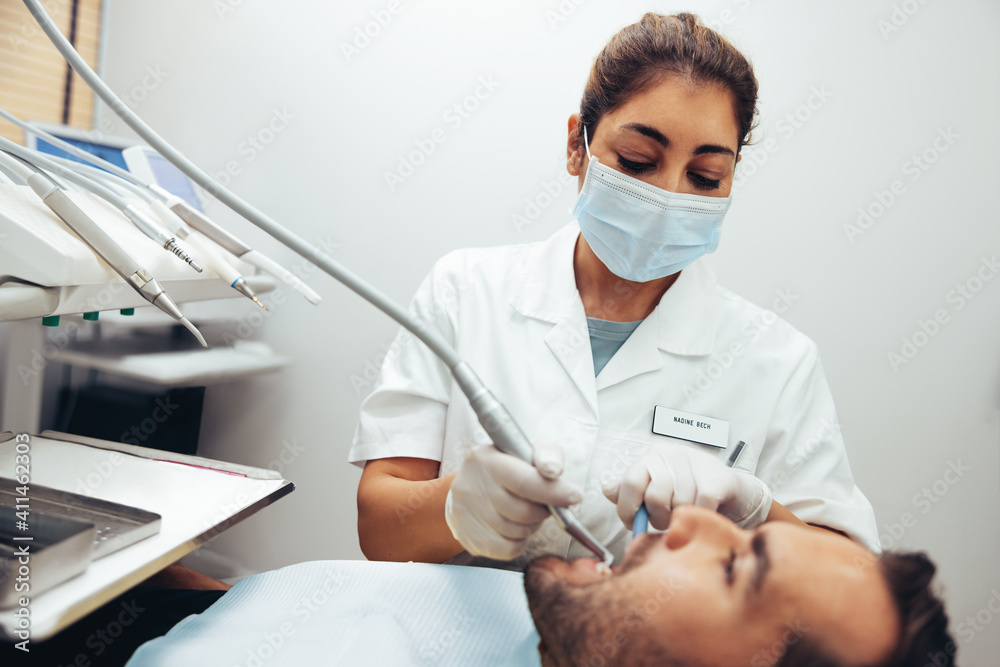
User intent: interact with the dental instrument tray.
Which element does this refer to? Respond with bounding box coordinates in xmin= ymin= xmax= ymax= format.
xmin=0 ymin=500 xmax=95 ymax=608
xmin=0 ymin=476 xmax=162 ymax=607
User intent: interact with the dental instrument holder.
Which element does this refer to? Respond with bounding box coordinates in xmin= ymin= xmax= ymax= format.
xmin=24 ymin=174 xmax=200 ymax=342
xmin=452 ymin=363 xmax=616 ymax=566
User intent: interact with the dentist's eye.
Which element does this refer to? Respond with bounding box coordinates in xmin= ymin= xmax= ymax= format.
xmin=689 ymin=172 xmax=721 ymax=191
xmin=617 ymin=155 xmax=655 ymax=175
xmin=725 ymin=550 xmax=736 ymax=585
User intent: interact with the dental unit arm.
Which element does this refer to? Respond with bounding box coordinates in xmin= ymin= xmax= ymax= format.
xmin=20 ymin=0 xmax=614 ymax=564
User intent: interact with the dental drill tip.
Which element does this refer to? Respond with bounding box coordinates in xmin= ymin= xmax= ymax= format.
xmin=251 ymin=296 xmax=268 ymax=311
xmin=560 ymin=509 xmax=616 ymax=567
xmin=189 ymin=259 xmax=204 ymax=273
xmin=180 ymin=317 xmax=208 ymax=348
xmin=231 ymin=276 xmax=260 ymax=303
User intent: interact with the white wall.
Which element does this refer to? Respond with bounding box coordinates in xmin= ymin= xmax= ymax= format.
xmin=99 ymin=0 xmax=999 ymax=662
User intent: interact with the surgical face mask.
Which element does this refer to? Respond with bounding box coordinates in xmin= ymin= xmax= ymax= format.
xmin=572 ymin=127 xmax=732 ymax=283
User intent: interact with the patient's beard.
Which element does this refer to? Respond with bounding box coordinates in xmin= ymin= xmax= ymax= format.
xmin=525 ymin=558 xmax=635 ymax=667
xmin=524 ymin=539 xmax=666 ymax=667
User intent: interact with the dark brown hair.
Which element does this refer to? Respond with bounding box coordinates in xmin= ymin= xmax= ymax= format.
xmin=578 ymin=12 xmax=758 ymax=154
xmin=772 ymin=551 xmax=956 ymax=667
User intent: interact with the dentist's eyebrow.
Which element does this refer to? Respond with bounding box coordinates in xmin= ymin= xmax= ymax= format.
xmin=692 ymin=144 xmax=736 ymax=157
xmin=620 ymin=123 xmax=668 ymax=147
xmin=749 ymin=531 xmax=771 ymax=597
xmin=619 ymin=123 xmax=735 ymax=157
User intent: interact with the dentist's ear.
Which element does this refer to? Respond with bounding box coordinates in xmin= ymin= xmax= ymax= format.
xmin=567 ymin=153 xmax=582 ymax=176
xmin=566 ymin=113 xmax=584 ymax=176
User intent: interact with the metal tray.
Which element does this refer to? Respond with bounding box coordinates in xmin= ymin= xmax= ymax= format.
xmin=0 ymin=477 xmax=161 ymax=560
xmin=1 ymin=507 xmax=96 ymax=608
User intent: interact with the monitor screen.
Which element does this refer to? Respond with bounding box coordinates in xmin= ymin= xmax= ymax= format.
xmin=144 ymin=150 xmax=202 ymax=212
xmin=34 ymin=135 xmax=129 ymax=171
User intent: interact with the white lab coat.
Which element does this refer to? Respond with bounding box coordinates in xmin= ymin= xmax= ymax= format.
xmin=350 ymin=222 xmax=880 ymax=564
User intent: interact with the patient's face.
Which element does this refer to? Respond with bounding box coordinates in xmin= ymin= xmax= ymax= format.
xmin=524 ymin=507 xmax=899 ymax=667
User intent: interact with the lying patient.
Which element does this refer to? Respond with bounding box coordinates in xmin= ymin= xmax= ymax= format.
xmin=524 ymin=506 xmax=953 ymax=667
xmin=9 ymin=507 xmax=954 ymax=667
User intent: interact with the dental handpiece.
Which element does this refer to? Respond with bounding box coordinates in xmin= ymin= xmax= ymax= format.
xmin=24 ymin=173 xmax=207 ymax=347
xmin=151 ymin=186 xmax=321 ymax=307
xmin=452 ymin=362 xmax=616 ymax=567
xmin=632 ymin=440 xmax=746 ymax=537
xmin=48 ymin=155 xmax=205 ymax=273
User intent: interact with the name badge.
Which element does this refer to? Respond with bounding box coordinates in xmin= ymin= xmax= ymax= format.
xmin=651 ymin=406 xmax=729 ymax=449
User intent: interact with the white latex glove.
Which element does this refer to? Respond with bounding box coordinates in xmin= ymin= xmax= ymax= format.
xmin=603 ymin=444 xmax=772 ymax=530
xmin=445 ymin=441 xmax=583 ymax=560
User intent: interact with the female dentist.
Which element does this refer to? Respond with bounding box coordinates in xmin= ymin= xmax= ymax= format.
xmin=351 ymin=12 xmax=879 ymax=567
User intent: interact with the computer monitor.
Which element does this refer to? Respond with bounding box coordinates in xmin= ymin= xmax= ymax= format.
xmin=21 ymin=122 xmax=204 ymax=212
xmin=23 ymin=121 xmax=135 ymax=172
xmin=122 ymin=145 xmax=204 ymax=211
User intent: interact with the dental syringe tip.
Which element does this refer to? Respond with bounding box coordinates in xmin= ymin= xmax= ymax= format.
xmin=180 ymin=317 xmax=208 ymax=348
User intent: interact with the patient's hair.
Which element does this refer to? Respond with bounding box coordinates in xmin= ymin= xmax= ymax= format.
xmin=577 ymin=12 xmax=759 ymax=154
xmin=770 ymin=551 xmax=956 ymax=667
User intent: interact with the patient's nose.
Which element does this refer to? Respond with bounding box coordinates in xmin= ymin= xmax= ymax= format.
xmin=664 ymin=506 xmax=739 ymax=551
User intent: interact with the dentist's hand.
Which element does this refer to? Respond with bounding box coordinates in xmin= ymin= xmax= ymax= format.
xmin=603 ymin=444 xmax=772 ymax=531
xmin=445 ymin=441 xmax=582 ymax=560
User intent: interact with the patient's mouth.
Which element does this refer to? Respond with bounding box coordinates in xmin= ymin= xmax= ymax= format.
xmin=563 ymin=557 xmax=615 ymax=584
